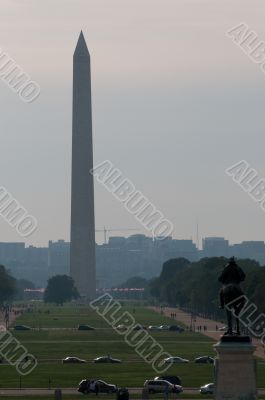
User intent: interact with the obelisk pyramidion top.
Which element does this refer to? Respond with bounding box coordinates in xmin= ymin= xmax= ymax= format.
xmin=74 ymin=31 xmax=90 ymax=57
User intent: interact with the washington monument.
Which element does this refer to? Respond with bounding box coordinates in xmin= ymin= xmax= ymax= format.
xmin=70 ymin=31 xmax=96 ymax=299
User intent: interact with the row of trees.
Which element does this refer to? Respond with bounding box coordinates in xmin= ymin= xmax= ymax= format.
xmin=149 ymin=257 xmax=265 ymax=317
xmin=0 ymin=265 xmax=36 ymax=302
xmin=0 ymin=265 xmax=16 ymax=303
xmin=3 ymin=256 xmax=265 ymax=309
xmin=0 ymin=264 xmax=79 ymax=305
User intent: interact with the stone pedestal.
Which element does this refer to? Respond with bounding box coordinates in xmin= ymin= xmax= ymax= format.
xmin=214 ymin=336 xmax=257 ymax=400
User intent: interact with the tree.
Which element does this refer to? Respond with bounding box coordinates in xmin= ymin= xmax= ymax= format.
xmin=149 ymin=258 xmax=190 ymax=302
xmin=0 ymin=265 xmax=16 ymax=304
xmin=44 ymin=275 xmax=79 ymax=305
xmin=149 ymin=257 xmax=265 ymax=317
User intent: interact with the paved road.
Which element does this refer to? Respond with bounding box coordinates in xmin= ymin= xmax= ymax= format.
xmin=0 ymin=387 xmax=265 ymax=396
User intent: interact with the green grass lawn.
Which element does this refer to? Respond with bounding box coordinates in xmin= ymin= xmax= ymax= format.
xmin=0 ymin=302 xmax=264 ymax=390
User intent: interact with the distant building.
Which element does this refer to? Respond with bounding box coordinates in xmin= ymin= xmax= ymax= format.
xmin=0 ymin=242 xmax=49 ymax=286
xmin=0 ymin=242 xmax=25 ymax=263
xmin=126 ymin=234 xmax=153 ymax=251
xmin=25 ymin=245 xmax=48 ymax=268
xmin=95 ymin=235 xmax=198 ymax=288
xmin=48 ymin=240 xmax=70 ymax=275
xmin=154 ymin=237 xmax=198 ymax=263
xmin=202 ymin=237 xmax=229 ymax=257
xmin=108 ymin=237 xmax=127 ymax=248
xmin=1 ymin=234 xmax=265 ymax=289
xmin=24 ymin=245 xmax=49 ymax=285
xmin=231 ymin=241 xmax=265 ymax=265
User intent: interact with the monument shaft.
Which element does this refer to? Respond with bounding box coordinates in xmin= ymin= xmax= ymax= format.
xmin=70 ymin=32 xmax=96 ymax=299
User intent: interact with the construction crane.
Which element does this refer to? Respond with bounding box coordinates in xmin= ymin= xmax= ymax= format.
xmin=95 ymin=227 xmax=138 ymax=244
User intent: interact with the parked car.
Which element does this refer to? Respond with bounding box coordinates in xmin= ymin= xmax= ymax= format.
xmin=148 ymin=326 xmax=160 ymax=331
xmin=169 ymin=325 xmax=184 ymax=332
xmin=164 ymin=356 xmax=189 ymax=363
xmin=78 ymin=379 xmax=118 ymax=394
xmin=14 ymin=325 xmax=31 ymax=331
xmin=219 ymin=326 xmax=227 ymax=331
xmin=116 ymin=324 xmax=126 ymax=330
xmin=62 ymin=356 xmax=86 ymax=364
xmin=144 ymin=379 xmax=183 ymax=394
xmin=78 ymin=379 xmax=91 ymax=394
xmin=195 ymin=356 xmax=214 ymax=364
xmin=133 ymin=325 xmax=146 ymax=330
xmin=154 ymin=375 xmax=182 ymax=386
xmin=159 ymin=325 xmax=170 ymax=330
xmin=200 ymin=383 xmax=214 ymax=394
xmin=92 ymin=380 xmax=117 ymax=393
xmin=78 ymin=324 xmax=94 ymax=330
xmin=93 ymin=356 xmax=121 ymax=363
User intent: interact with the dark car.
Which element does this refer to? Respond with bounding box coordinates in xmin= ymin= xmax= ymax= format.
xmin=78 ymin=325 xmax=94 ymax=331
xmin=133 ymin=325 xmax=146 ymax=330
xmin=94 ymin=380 xmax=118 ymax=393
xmin=154 ymin=375 xmax=182 ymax=386
xmin=78 ymin=379 xmax=91 ymax=394
xmin=14 ymin=325 xmax=31 ymax=331
xmin=195 ymin=356 xmax=214 ymax=364
xmin=93 ymin=356 xmax=121 ymax=363
xmin=169 ymin=325 xmax=184 ymax=332
xmin=62 ymin=356 xmax=86 ymax=364
xmin=78 ymin=379 xmax=117 ymax=394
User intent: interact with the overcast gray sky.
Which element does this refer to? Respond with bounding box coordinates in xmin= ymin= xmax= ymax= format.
xmin=0 ymin=0 xmax=265 ymax=247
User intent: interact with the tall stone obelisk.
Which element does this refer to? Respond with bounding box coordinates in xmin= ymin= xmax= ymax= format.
xmin=70 ymin=31 xmax=96 ymax=299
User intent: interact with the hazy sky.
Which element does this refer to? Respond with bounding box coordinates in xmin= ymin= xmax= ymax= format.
xmin=1 ymin=0 xmax=265 ymax=247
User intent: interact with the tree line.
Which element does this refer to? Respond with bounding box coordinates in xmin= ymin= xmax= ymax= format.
xmin=149 ymin=257 xmax=265 ymax=318
xmin=0 ymin=265 xmax=79 ymax=305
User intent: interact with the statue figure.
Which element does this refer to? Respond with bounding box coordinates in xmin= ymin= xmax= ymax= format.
xmin=218 ymin=257 xmax=246 ymax=335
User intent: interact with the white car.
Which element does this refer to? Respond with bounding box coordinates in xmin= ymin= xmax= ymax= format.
xmin=116 ymin=324 xmax=126 ymax=330
xmin=148 ymin=325 xmax=160 ymax=331
xmin=159 ymin=325 xmax=170 ymax=330
xmin=164 ymin=356 xmax=189 ymax=364
xmin=200 ymin=383 xmax=214 ymax=394
xmin=218 ymin=326 xmax=227 ymax=331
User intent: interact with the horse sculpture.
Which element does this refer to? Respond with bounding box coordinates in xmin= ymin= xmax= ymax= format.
xmin=218 ymin=257 xmax=246 ymax=335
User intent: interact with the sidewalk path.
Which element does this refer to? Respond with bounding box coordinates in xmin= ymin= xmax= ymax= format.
xmin=151 ymin=306 xmax=265 ymax=359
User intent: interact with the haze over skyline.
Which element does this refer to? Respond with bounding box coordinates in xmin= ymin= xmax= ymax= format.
xmin=1 ymin=0 xmax=265 ymax=246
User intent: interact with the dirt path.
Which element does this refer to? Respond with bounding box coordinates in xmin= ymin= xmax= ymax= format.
xmin=152 ymin=306 xmax=265 ymax=359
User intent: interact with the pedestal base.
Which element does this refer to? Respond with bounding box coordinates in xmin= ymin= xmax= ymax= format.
xmin=214 ymin=336 xmax=257 ymax=400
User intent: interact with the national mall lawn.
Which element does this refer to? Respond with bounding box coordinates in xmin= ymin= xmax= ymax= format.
xmin=1 ymin=302 xmax=265 ymax=389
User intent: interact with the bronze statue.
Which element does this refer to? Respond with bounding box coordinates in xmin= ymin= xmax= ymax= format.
xmin=218 ymin=257 xmax=246 ymax=335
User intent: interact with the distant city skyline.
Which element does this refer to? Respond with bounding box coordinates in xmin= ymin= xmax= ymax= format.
xmin=1 ymin=1 xmax=265 ymax=246
xmin=1 ymin=234 xmax=265 ymax=289
xmin=2 ymin=233 xmax=265 ymax=250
